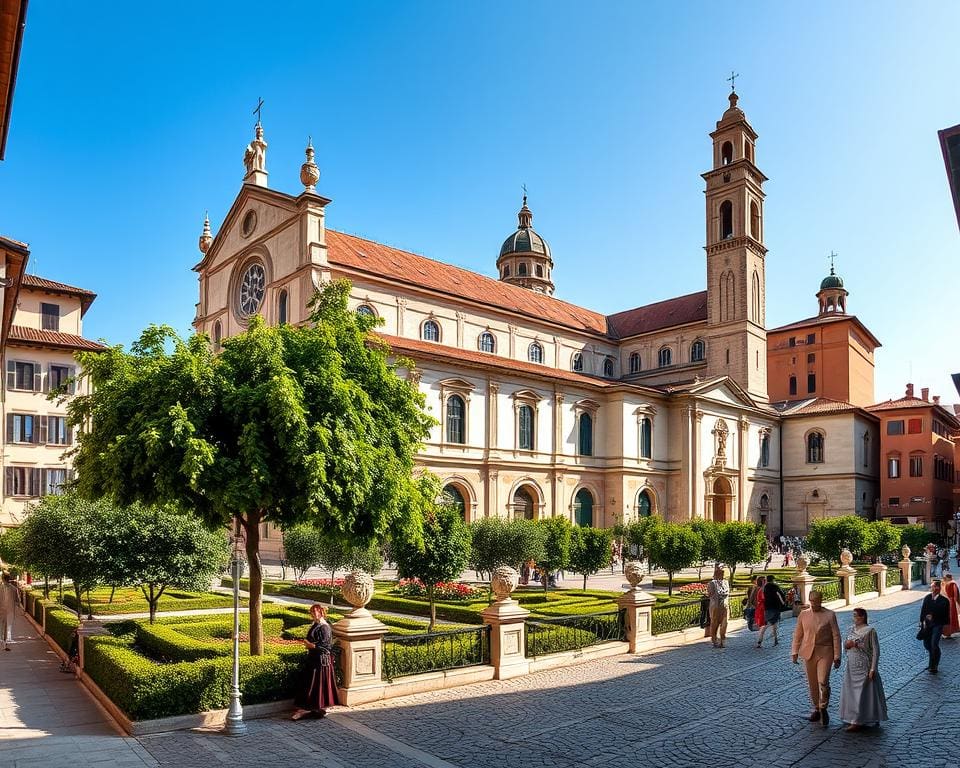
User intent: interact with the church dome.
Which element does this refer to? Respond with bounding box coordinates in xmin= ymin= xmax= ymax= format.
xmin=820 ymin=272 xmax=844 ymax=290
xmin=499 ymin=196 xmax=551 ymax=259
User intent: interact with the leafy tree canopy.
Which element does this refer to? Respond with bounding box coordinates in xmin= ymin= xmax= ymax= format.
xmin=716 ymin=521 xmax=767 ymax=583
xmin=536 ymin=517 xmax=572 ymax=591
xmin=647 ymin=521 xmax=701 ymax=596
xmin=569 ymin=526 xmax=613 ymax=590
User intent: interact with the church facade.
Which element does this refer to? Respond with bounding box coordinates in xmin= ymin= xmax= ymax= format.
xmin=192 ymin=91 xmax=885 ymax=547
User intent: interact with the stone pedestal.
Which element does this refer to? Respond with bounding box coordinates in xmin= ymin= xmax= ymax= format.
xmin=481 ymin=599 xmax=530 ymax=679
xmin=899 ymin=558 xmax=912 ymax=590
xmin=332 ymin=610 xmax=389 ymax=704
xmin=836 ymin=566 xmax=857 ymax=605
xmin=869 ymin=563 xmax=888 ymax=595
xmin=617 ymin=589 xmax=656 ymax=653
xmin=791 ymin=572 xmax=816 ymax=610
xmin=923 ymin=557 xmax=931 ymax=585
xmin=78 ymin=619 xmax=108 ymax=674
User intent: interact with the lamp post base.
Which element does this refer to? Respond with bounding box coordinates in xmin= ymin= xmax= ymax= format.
xmin=224 ymin=696 xmax=247 ymax=736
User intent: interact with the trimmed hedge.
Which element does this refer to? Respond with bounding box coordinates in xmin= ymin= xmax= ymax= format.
xmin=82 ymin=636 xmax=301 ymax=721
xmin=62 ymin=588 xmax=238 ymax=616
xmin=45 ymin=606 xmax=80 ymax=654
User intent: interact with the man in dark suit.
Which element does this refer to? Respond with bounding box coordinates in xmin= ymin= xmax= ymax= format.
xmin=920 ymin=581 xmax=951 ymax=673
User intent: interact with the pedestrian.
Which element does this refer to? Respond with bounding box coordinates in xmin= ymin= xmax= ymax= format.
xmin=747 ymin=575 xmax=766 ymax=634
xmin=291 ymin=603 xmax=339 ymax=720
xmin=918 ymin=581 xmax=950 ymax=674
xmin=706 ymin=566 xmax=730 ymax=648
xmin=942 ymin=573 xmax=960 ymax=638
xmin=0 ymin=572 xmax=17 ymax=650
xmin=839 ymin=608 xmax=887 ymax=732
xmin=791 ymin=590 xmax=842 ymax=727
xmin=757 ymin=574 xmax=786 ymax=647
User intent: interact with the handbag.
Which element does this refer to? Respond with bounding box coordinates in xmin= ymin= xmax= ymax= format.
xmin=917 ymin=624 xmax=930 ymax=641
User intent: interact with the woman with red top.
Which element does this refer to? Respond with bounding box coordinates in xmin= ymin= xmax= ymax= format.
xmin=941 ymin=573 xmax=960 ymax=638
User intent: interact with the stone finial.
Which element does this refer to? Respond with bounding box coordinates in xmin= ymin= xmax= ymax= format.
xmin=839 ymin=548 xmax=853 ymax=567
xmin=795 ymin=555 xmax=809 ymax=575
xmin=491 ymin=566 xmax=519 ymax=601
xmin=300 ymin=136 xmax=320 ymax=192
xmin=198 ymin=212 xmax=213 ymax=254
xmin=901 ymin=544 xmax=911 ymax=560
xmin=342 ymin=570 xmax=375 ymax=615
xmin=624 ymin=561 xmax=645 ymax=591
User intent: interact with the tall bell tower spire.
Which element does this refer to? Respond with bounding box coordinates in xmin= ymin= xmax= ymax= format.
xmin=702 ymin=84 xmax=769 ymax=402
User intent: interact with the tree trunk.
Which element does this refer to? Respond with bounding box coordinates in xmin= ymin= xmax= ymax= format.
xmin=148 ymin=583 xmax=157 ymax=624
xmin=244 ymin=513 xmax=264 ymax=656
xmin=428 ymin=584 xmax=436 ymax=632
xmin=330 ymin=568 xmax=336 ymax=607
xmin=583 ymin=572 xmax=588 ymax=591
xmin=729 ymin=565 xmax=737 ymax=586
xmin=109 ymin=585 xmax=116 ymax=604
xmin=86 ymin=589 xmax=93 ymax=619
xmin=73 ymin=584 xmax=83 ymax=619
xmin=667 ymin=571 xmax=674 ymax=596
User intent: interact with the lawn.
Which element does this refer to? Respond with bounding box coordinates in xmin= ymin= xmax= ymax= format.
xmin=59 ymin=586 xmax=242 ymax=616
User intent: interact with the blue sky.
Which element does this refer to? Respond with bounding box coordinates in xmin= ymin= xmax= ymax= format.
xmin=1 ymin=2 xmax=957 ymax=403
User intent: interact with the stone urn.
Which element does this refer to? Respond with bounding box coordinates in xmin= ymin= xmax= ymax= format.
xmin=342 ymin=570 xmax=375 ymax=617
xmin=901 ymin=545 xmax=911 ymax=561
xmin=795 ymin=555 xmax=809 ymax=575
xmin=491 ymin=566 xmax=519 ymax=602
xmin=840 ymin=549 xmax=853 ymax=568
xmin=624 ymin=561 xmax=645 ymax=591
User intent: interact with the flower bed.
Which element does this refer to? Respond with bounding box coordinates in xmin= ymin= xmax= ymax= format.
xmin=394 ymin=578 xmax=482 ymax=601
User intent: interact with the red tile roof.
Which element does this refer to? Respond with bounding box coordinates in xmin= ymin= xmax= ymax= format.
xmin=21 ymin=274 xmax=97 ymax=315
xmin=376 ymin=333 xmax=619 ymax=390
xmin=607 ymin=291 xmax=708 ymax=338
xmin=775 ymin=397 xmax=872 ymax=417
xmin=7 ymin=325 xmax=106 ymax=352
xmin=327 ymin=230 xmax=610 ymax=336
xmin=767 ymin=313 xmax=881 ymax=348
xmin=867 ymin=396 xmax=960 ymax=428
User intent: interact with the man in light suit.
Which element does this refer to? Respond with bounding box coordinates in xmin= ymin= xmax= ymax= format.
xmin=791 ymin=590 xmax=841 ymax=727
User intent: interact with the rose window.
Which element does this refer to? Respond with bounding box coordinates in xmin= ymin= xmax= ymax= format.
xmin=237 ymin=263 xmax=266 ymax=317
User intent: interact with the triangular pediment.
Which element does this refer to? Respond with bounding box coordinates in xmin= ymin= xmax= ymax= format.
xmin=682 ymin=376 xmax=761 ymax=410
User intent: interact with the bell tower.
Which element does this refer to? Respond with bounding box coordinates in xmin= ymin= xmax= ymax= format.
xmin=702 ymin=86 xmax=769 ymax=402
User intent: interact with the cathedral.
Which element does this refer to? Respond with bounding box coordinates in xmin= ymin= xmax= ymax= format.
xmin=193 ymin=90 xmax=885 ymax=548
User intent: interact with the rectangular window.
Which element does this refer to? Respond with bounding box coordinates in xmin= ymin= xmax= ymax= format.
xmin=909 ymin=455 xmax=923 ymax=477
xmin=7 ymin=413 xmax=36 ymax=443
xmin=760 ymin=435 xmax=770 ymax=467
xmin=49 ymin=364 xmax=74 ymax=393
xmin=887 ymin=457 xmax=900 ymax=479
xmin=807 ymin=353 xmax=815 ymax=364
xmin=806 ymin=333 xmax=815 ymax=344
xmin=888 ymin=497 xmax=900 ymax=507
xmin=886 ymin=420 xmax=904 ymax=435
xmin=807 ymin=373 xmax=816 ymax=393
xmin=5 ymin=466 xmax=40 ymax=497
xmin=47 ymin=416 xmax=69 ymax=445
xmin=788 ymin=337 xmax=796 ymax=347
xmin=41 ymin=303 xmax=60 ymax=332
xmin=7 ymin=361 xmax=38 ymax=391
xmin=44 ymin=468 xmax=67 ymax=496
xmin=789 ymin=376 xmax=797 ymax=396
xmin=907 ymin=418 xmax=922 ymax=434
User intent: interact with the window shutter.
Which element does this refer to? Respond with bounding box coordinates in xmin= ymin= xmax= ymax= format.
xmin=66 ymin=424 xmax=73 ymax=446
xmin=39 ymin=468 xmax=47 ymax=496
xmin=6 ymin=360 xmax=14 ymax=390
xmin=5 ymin=414 xmax=13 ymax=443
xmin=4 ymin=467 xmax=12 ymax=496
xmin=68 ymin=366 xmax=76 ymax=395
xmin=43 ymin=365 xmax=51 ymax=394
xmin=33 ymin=363 xmax=42 ymax=392
xmin=28 ymin=468 xmax=38 ymax=497
xmin=38 ymin=415 xmax=48 ymax=444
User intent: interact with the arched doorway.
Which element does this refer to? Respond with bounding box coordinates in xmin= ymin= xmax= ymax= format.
xmin=573 ymin=488 xmax=594 ymax=527
xmin=636 ymin=489 xmax=653 ymax=518
xmin=442 ymin=484 xmax=467 ymax=520
xmin=710 ymin=477 xmax=733 ymax=522
xmin=512 ymin=486 xmax=536 ymax=521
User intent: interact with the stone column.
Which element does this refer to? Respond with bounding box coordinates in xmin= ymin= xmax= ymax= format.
xmin=836 ymin=549 xmax=857 ymax=606
xmin=791 ymin=556 xmax=816 ymax=612
xmin=899 ymin=546 xmax=912 ymax=590
xmin=481 ymin=567 xmax=530 ymax=679
xmin=618 ymin=562 xmax=656 ymax=653
xmin=869 ymin=562 xmax=888 ymax=596
xmin=332 ymin=571 xmax=389 ymax=705
xmin=737 ymin=417 xmax=749 ymax=522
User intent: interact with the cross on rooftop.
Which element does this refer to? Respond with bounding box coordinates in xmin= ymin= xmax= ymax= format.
xmin=829 ymin=251 xmax=838 ymax=272
xmin=253 ymin=97 xmax=264 ymax=125
xmin=727 ymin=71 xmax=738 ymax=91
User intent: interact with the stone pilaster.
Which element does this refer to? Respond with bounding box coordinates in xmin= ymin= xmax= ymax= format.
xmin=618 ymin=563 xmax=656 ymax=653
xmin=836 ymin=566 xmax=857 ymax=605
xmin=899 ymin=557 xmax=912 ymax=589
xmin=481 ymin=600 xmax=530 ymax=679
xmin=869 ymin=562 xmax=888 ymax=595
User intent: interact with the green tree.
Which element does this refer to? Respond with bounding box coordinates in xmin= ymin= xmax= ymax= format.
xmin=569 ymin=527 xmax=613 ymax=591
xmin=863 ymin=520 xmax=902 ymax=562
xmin=66 ymin=280 xmax=434 ymax=654
xmin=468 ymin=518 xmax=506 ymax=580
xmin=899 ymin=524 xmax=933 ymax=556
xmin=536 ymin=517 xmax=572 ymax=592
xmin=689 ymin=519 xmax=721 ymax=578
xmin=100 ymin=503 xmax=230 ymax=623
xmin=807 ymin=516 xmax=871 ymax=569
xmin=282 ymin=525 xmax=326 ymax=581
xmin=716 ymin=521 xmax=767 ymax=584
xmin=316 ymin=533 xmax=383 ymax=605
xmin=647 ymin=522 xmax=702 ymax=596
xmin=625 ymin=515 xmax=659 ymax=568
xmin=393 ymin=484 xmax=472 ymax=630
xmin=0 ymin=526 xmax=25 ymax=571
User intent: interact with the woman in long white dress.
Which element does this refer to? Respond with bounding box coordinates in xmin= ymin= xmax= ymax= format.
xmin=839 ymin=607 xmax=888 ymax=732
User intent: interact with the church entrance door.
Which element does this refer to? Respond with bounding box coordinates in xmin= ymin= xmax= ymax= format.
xmin=710 ymin=477 xmax=733 ymax=523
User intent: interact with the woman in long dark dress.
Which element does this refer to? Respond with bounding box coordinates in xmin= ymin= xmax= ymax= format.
xmin=292 ymin=603 xmax=339 ymax=720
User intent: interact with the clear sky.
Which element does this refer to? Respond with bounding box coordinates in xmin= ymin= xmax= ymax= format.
xmin=1 ymin=2 xmax=957 ymax=403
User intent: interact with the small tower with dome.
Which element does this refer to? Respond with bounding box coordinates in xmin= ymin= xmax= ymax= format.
xmin=497 ymin=195 xmax=554 ymax=295
xmin=817 ymin=255 xmax=848 ymax=314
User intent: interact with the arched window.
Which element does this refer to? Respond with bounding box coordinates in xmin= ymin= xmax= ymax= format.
xmin=751 ymin=271 xmax=761 ymax=323
xmin=479 ymin=332 xmax=496 ymax=353
xmin=513 ymin=486 xmax=536 ymax=521
xmin=574 ymin=488 xmax=594 ymax=527
xmin=640 ymin=417 xmax=652 ymax=458
xmin=750 ymin=201 xmax=761 ymax=240
xmin=806 ymin=432 xmax=824 ymax=464
xmin=213 ymin=320 xmax=222 ymax=350
xmin=518 ymin=263 xmax=528 ymax=276
xmin=720 ymin=200 xmax=733 ymax=239
xmin=518 ymin=404 xmax=534 ymax=451
xmin=535 ymin=264 xmax=543 ymax=277
xmin=658 ymin=347 xmax=672 ymax=368
xmin=789 ymin=375 xmax=797 ymax=396
xmin=862 ymin=433 xmax=870 ymax=468
xmin=887 ymin=454 xmax=901 ymax=479
xmin=721 ymin=141 xmax=733 ymax=165
xmin=629 ymin=352 xmax=641 ymax=373
xmin=357 ymin=304 xmax=376 ymax=318
xmin=690 ymin=340 xmax=705 ymax=363
xmin=719 ymin=271 xmax=736 ymax=322
xmin=528 ymin=342 xmax=544 ymax=364
xmin=572 ymin=352 xmax=583 ymax=372
xmin=446 ymin=395 xmax=465 ymax=444
xmin=636 ymin=490 xmax=652 ymax=517
xmin=422 ymin=319 xmax=440 ymax=342
xmin=578 ymin=412 xmax=593 ymax=456
xmin=503 ymin=264 xmax=510 ymax=277
xmin=603 ymin=358 xmax=614 ymax=377
xmin=760 ymin=432 xmax=771 ymax=467
xmin=442 ymin=485 xmax=467 ymax=518
xmin=277 ymin=290 xmax=288 ymax=325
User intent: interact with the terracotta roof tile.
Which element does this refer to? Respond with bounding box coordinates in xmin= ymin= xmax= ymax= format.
xmin=767 ymin=313 xmax=882 ymax=348
xmin=606 ymin=291 xmax=708 ymax=338
xmin=375 ymin=333 xmax=616 ymax=390
xmin=327 ymin=230 xmax=610 ymax=336
xmin=8 ymin=325 xmax=106 ymax=352
xmin=774 ymin=397 xmax=870 ymax=417
xmin=22 ymin=274 xmax=96 ymax=297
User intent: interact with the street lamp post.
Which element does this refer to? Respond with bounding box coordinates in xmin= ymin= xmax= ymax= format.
xmin=224 ymin=525 xmax=247 ymax=736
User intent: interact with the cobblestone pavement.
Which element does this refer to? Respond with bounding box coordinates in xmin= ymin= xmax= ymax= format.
xmin=132 ymin=587 xmax=958 ymax=768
